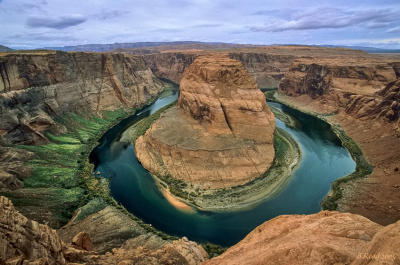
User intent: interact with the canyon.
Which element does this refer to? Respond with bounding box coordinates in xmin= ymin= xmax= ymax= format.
xmin=1 ymin=45 xmax=400 ymax=264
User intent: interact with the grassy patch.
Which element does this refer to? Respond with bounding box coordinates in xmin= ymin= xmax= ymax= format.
xmin=202 ymin=242 xmax=228 ymax=258
xmin=72 ymin=197 xmax=108 ymax=223
xmin=7 ymin=107 xmax=137 ymax=228
xmin=321 ymin=126 xmax=373 ymax=210
xmin=263 ymin=88 xmax=278 ymax=101
xmin=128 ymin=101 xmax=177 ymax=142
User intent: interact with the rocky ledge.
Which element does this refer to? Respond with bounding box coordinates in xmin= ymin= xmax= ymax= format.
xmin=135 ymin=54 xmax=276 ymax=190
xmin=204 ymin=211 xmax=400 ymax=265
xmin=0 ymin=195 xmax=208 ymax=265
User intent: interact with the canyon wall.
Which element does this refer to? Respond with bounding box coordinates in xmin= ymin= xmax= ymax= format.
xmin=0 ymin=51 xmax=164 ymax=145
xmin=141 ymin=52 xmax=196 ymax=84
xmin=0 ymin=51 xmax=166 ymax=230
xmin=278 ymin=58 xmax=400 ymax=138
xmin=228 ymin=52 xmax=294 ymax=88
xmin=140 ymin=52 xmax=295 ymax=88
xmin=138 ymin=46 xmax=367 ymax=89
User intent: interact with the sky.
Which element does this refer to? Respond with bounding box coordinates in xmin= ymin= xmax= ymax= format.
xmin=1 ymin=0 xmax=400 ymax=49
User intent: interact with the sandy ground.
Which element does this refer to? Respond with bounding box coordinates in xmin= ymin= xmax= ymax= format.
xmin=161 ymin=188 xmax=195 ymax=213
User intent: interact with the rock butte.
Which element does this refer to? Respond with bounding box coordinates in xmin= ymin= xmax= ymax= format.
xmin=135 ymin=54 xmax=276 ymax=189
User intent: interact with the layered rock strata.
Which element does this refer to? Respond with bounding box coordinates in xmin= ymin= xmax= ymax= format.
xmin=0 ymin=195 xmax=208 ymax=265
xmin=135 ymin=54 xmax=276 ymax=189
xmin=0 ymin=51 xmax=164 ymax=145
xmin=136 ymin=45 xmax=368 ymax=88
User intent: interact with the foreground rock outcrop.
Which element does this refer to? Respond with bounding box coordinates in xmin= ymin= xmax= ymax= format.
xmin=204 ymin=211 xmax=399 ymax=265
xmin=3 ymin=195 xmax=399 ymax=265
xmin=0 ymin=196 xmax=66 ymax=264
xmin=0 ymin=195 xmax=208 ymax=265
xmin=135 ymin=54 xmax=276 ymax=189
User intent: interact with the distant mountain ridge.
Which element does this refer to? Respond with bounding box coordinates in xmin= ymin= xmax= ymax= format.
xmin=0 ymin=45 xmax=13 ymax=52
xmin=318 ymin=45 xmax=400 ymax=53
xmin=2 ymin=41 xmax=395 ymax=53
xmin=271 ymin=44 xmax=400 ymax=53
xmin=44 ymin=41 xmax=250 ymax=52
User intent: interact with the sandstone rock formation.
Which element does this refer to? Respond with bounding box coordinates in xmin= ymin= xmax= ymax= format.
xmin=0 ymin=196 xmax=66 ymax=264
xmin=72 ymin=232 xmax=94 ymax=251
xmin=135 ymin=54 xmax=276 ymax=188
xmin=204 ymin=211 xmax=400 ymax=265
xmin=58 ymin=205 xmax=150 ymax=254
xmin=0 ymin=51 xmax=164 ymax=145
xmin=279 ymin=58 xmax=397 ymax=99
xmin=345 ymin=79 xmax=400 ymax=134
xmin=136 ymin=45 xmax=369 ymax=89
xmin=0 ymin=195 xmax=208 ymax=265
xmin=0 ymin=146 xmax=33 ymax=190
xmin=141 ymin=52 xmax=197 ymax=83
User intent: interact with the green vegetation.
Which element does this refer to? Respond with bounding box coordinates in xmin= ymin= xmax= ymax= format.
xmin=8 ymin=108 xmax=134 ymax=226
xmin=202 ymin=242 xmax=228 ymax=258
xmin=263 ymin=88 xmax=279 ymax=101
xmin=157 ymin=79 xmax=179 ymax=98
xmin=321 ymin=125 xmax=373 ymax=210
xmin=152 ymin=126 xmax=300 ymax=211
xmin=2 ymin=83 xmax=187 ymax=243
xmin=72 ymin=197 xmax=108 ymax=223
xmin=126 ymin=100 xmax=177 ymax=143
xmin=266 ymin=92 xmax=372 ymax=211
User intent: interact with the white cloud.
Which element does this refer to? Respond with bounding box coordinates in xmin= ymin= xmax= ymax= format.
xmin=250 ymin=7 xmax=400 ymax=32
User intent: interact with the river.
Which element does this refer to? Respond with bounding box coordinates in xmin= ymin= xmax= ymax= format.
xmin=90 ymin=89 xmax=355 ymax=246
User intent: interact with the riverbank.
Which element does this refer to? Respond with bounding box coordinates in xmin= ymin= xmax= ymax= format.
xmin=266 ymin=91 xmax=373 ymax=212
xmin=1 ymin=82 xmax=183 ymax=240
xmin=271 ymin=92 xmax=400 ymax=225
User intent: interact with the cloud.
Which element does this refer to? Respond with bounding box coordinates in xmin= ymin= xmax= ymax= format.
xmin=387 ymin=26 xmax=400 ymax=33
xmin=93 ymin=10 xmax=130 ymax=20
xmin=190 ymin=23 xmax=223 ymax=28
xmin=250 ymin=7 xmax=400 ymax=32
xmin=26 ymin=14 xmax=86 ymax=29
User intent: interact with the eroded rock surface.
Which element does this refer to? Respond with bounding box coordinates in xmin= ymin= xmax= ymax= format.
xmin=0 ymin=196 xmax=66 ymax=264
xmin=135 ymin=54 xmax=276 ymax=188
xmin=204 ymin=211 xmax=399 ymax=265
xmin=0 ymin=51 xmax=164 ymax=145
xmin=0 ymin=195 xmax=208 ymax=265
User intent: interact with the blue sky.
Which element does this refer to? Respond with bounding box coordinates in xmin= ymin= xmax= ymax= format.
xmin=1 ymin=0 xmax=400 ymax=49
